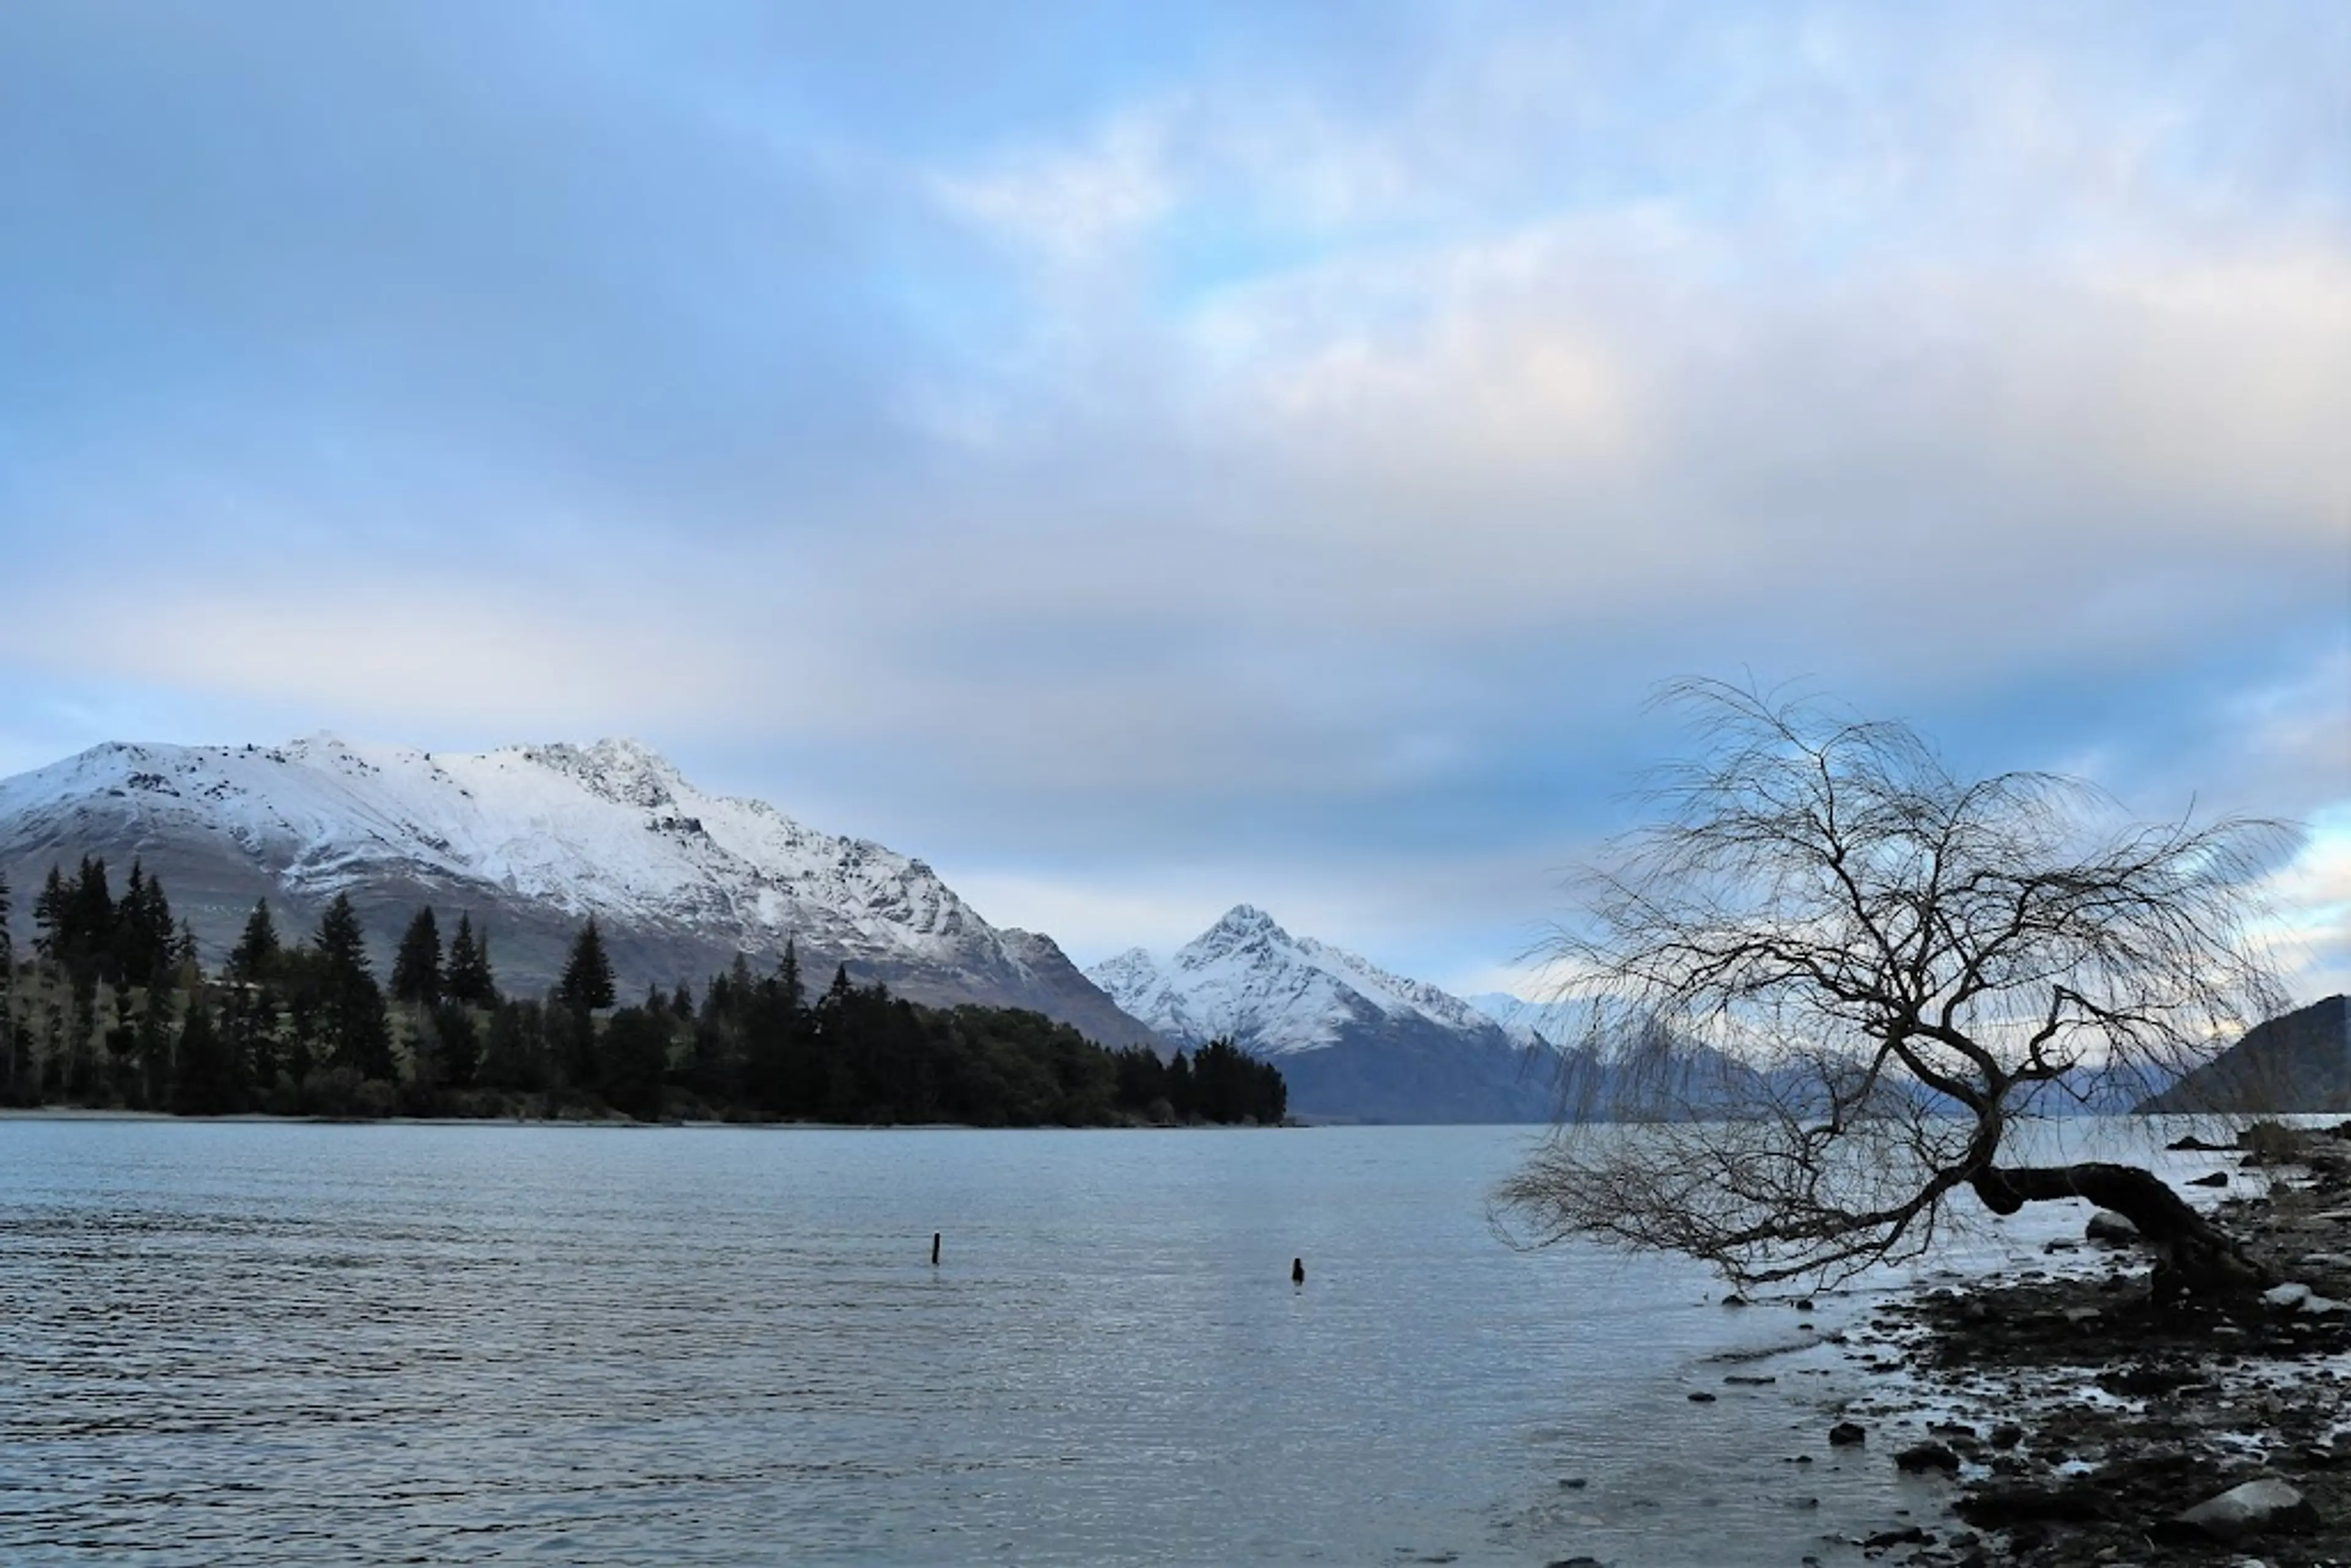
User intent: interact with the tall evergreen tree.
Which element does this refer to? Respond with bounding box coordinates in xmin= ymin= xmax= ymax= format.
xmin=113 ymin=860 xmax=174 ymax=989
xmin=391 ymin=907 xmax=443 ymax=1007
xmin=228 ymin=899 xmax=282 ymax=984
xmin=69 ymin=857 xmax=118 ymax=984
xmin=117 ymin=861 xmax=151 ymax=985
xmin=312 ymin=894 xmax=392 ymax=1080
xmin=314 ymin=894 xmax=369 ymax=977
xmin=31 ymin=866 xmax=66 ymax=962
xmin=557 ymin=917 xmax=617 ymax=1013
xmin=445 ymin=913 xmax=495 ymax=1007
xmin=778 ymin=941 xmax=805 ymax=1015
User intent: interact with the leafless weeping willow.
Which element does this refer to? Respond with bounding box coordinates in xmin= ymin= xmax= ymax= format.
xmin=1496 ymin=678 xmax=2295 ymax=1288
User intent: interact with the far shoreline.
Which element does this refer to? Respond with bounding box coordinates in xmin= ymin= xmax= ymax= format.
xmin=0 ymin=1105 xmax=1307 ymax=1131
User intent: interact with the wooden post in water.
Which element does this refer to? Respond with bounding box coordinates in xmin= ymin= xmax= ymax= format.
xmin=931 ymin=1232 xmax=941 ymax=1267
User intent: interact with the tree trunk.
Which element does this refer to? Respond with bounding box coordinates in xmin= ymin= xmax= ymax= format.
xmin=1971 ymin=1161 xmax=2268 ymax=1300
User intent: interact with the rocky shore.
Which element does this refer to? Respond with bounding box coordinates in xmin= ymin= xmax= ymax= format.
xmin=1826 ymin=1123 xmax=2351 ymax=1567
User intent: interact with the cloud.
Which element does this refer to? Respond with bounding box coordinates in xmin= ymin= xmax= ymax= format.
xmin=934 ymin=109 xmax=1178 ymax=269
xmin=2255 ymin=807 xmax=2351 ymax=1003
xmin=2 ymin=1 xmax=2345 ymax=979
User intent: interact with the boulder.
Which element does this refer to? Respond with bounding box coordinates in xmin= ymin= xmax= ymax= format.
xmin=2170 ymin=1478 xmax=2320 ymax=1541
xmin=1829 ymin=1420 xmax=1867 ymax=1447
xmin=1895 ymin=1441 xmax=1960 ymax=1474
xmin=2085 ymin=1210 xmax=2140 ymax=1246
xmin=1955 ymin=1481 xmax=2109 ymax=1527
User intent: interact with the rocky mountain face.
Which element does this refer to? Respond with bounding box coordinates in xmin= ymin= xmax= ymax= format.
xmin=2136 ymin=996 xmax=2351 ymax=1115
xmin=1087 ymin=905 xmax=1563 ymax=1123
xmin=0 ymin=736 xmax=1157 ymax=1047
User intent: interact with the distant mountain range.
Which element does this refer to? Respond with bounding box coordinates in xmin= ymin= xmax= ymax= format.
xmin=0 ymin=736 xmax=1152 ymax=1048
xmin=1087 ymin=906 xmax=1563 ymax=1123
xmin=34 ymin=734 xmax=2270 ymax=1130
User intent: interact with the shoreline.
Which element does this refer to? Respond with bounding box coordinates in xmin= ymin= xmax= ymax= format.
xmin=0 ymin=1105 xmax=1299 ymax=1131
xmin=1824 ymin=1125 xmax=2351 ymax=1567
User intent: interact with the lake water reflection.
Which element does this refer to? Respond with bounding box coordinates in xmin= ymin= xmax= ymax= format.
xmin=2 ymin=1118 xmax=2095 ymax=1565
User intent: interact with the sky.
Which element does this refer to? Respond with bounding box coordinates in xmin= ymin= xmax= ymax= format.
xmin=1 ymin=1 xmax=2345 ymax=1002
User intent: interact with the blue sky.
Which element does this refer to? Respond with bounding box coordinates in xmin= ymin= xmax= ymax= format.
xmin=2 ymin=2 xmax=2345 ymax=999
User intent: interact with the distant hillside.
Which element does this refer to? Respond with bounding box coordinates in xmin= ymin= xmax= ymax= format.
xmin=2134 ymin=996 xmax=2351 ymax=1115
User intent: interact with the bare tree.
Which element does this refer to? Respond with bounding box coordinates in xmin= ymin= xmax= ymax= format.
xmin=1497 ymin=678 xmax=2293 ymax=1296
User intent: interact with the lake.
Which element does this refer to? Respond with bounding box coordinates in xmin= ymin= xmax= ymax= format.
xmin=0 ymin=1117 xmax=2180 ymax=1565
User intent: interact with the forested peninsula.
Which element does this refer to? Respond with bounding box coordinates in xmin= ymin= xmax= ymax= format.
xmin=0 ymin=858 xmax=1288 ymax=1128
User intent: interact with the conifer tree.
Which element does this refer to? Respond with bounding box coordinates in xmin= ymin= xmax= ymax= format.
xmin=31 ymin=866 xmax=66 ymax=962
xmin=228 ymin=899 xmax=282 ymax=984
xmin=445 ymin=913 xmax=496 ymax=1007
xmin=557 ymin=917 xmax=617 ymax=1013
xmin=312 ymin=893 xmax=392 ymax=1080
xmin=69 ymin=857 xmax=117 ymax=984
xmin=118 ymin=862 xmax=151 ymax=985
xmin=113 ymin=860 xmax=174 ymax=989
xmin=778 ymin=940 xmax=805 ymax=1015
xmin=391 ymin=907 xmax=443 ymax=1007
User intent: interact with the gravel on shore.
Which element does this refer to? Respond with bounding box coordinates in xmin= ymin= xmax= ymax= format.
xmin=1813 ymin=1123 xmax=2351 ymax=1568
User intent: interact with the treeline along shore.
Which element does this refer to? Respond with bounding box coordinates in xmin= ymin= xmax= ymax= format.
xmin=0 ymin=857 xmax=1287 ymax=1128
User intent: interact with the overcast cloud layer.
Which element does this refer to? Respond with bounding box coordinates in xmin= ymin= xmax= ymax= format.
xmin=2 ymin=2 xmax=2345 ymax=999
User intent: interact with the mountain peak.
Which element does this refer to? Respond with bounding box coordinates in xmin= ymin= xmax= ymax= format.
xmin=1208 ymin=902 xmax=1289 ymax=942
xmin=520 ymin=737 xmax=684 ymax=808
xmin=1083 ymin=907 xmax=1559 ymax=1122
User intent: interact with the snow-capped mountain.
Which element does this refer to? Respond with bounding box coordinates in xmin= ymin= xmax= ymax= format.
xmin=0 ymin=736 xmax=1155 ymax=1046
xmin=1466 ymin=993 xmax=1598 ymax=1051
xmin=1087 ymin=906 xmax=1561 ymax=1123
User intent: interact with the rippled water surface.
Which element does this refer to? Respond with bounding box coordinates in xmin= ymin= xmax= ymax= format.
xmin=2 ymin=1118 xmax=2067 ymax=1565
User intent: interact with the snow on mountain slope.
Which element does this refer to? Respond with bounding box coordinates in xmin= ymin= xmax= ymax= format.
xmin=1465 ymin=993 xmax=1593 ymax=1051
xmin=1088 ymin=905 xmax=1526 ymax=1056
xmin=0 ymin=736 xmax=1153 ymax=1044
xmin=1086 ymin=906 xmax=1561 ymax=1122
